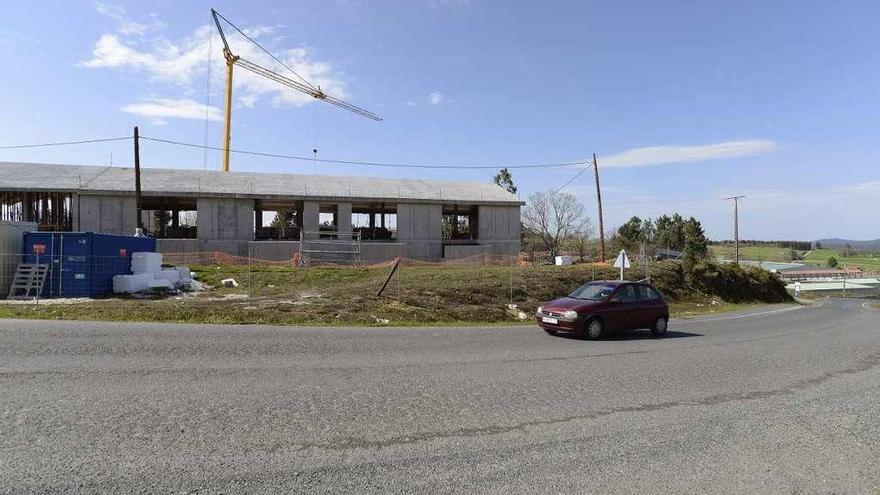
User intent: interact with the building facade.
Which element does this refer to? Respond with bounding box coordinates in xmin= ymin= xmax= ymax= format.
xmin=0 ymin=162 xmax=523 ymax=262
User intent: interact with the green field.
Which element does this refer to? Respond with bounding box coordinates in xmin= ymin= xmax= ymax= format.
xmin=801 ymin=248 xmax=880 ymax=271
xmin=708 ymin=244 xmax=801 ymax=262
xmin=709 ymin=244 xmax=880 ymax=272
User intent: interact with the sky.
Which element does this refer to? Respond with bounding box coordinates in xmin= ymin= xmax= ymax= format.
xmin=1 ymin=0 xmax=878 ymax=241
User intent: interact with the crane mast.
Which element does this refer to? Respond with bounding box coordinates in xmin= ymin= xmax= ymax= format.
xmin=210 ymin=9 xmax=381 ymax=172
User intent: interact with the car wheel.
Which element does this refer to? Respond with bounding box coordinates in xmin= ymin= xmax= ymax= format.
xmin=650 ymin=316 xmax=668 ymax=337
xmin=584 ymin=318 xmax=604 ymax=340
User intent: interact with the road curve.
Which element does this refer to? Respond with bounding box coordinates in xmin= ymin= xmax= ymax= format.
xmin=1 ymin=299 xmax=879 ymax=494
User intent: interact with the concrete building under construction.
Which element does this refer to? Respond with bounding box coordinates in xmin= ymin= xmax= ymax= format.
xmin=0 ymin=161 xmax=523 ymax=262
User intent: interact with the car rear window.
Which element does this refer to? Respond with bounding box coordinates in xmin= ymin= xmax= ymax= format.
xmin=611 ymin=284 xmax=639 ymax=303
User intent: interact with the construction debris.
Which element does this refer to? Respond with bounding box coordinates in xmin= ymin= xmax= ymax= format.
xmin=112 ymin=252 xmax=196 ymax=294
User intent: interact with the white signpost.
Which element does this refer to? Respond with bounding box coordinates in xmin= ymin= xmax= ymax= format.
xmin=613 ymin=250 xmax=631 ymax=281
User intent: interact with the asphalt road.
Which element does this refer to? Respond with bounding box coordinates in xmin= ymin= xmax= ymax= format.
xmin=2 ymin=299 xmax=879 ymax=494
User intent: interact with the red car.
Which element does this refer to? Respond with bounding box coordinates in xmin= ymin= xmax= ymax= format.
xmin=536 ymin=280 xmax=669 ymax=339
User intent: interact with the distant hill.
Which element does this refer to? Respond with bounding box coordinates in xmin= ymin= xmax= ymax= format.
xmin=814 ymin=238 xmax=880 ymax=250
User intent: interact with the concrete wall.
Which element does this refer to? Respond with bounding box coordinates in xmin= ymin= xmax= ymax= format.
xmin=444 ymin=244 xmax=490 ymax=260
xmin=155 ymin=239 xmax=201 ymax=253
xmin=75 ymin=194 xmax=138 ymax=235
xmin=397 ymin=203 xmax=443 ymax=260
xmin=477 ymin=205 xmax=521 ymax=256
xmin=0 ymin=221 xmax=37 ymax=297
xmin=360 ymin=242 xmax=407 ymax=264
xmin=197 ymin=198 xmax=254 ymax=242
xmin=248 ymin=241 xmax=301 ymax=261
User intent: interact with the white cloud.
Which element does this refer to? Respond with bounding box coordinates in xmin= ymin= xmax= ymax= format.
xmin=122 ymin=98 xmax=222 ymax=121
xmin=405 ymin=100 xmax=416 ymax=107
xmin=93 ymin=2 xmax=163 ymax=36
xmin=601 ymin=140 xmax=778 ymax=168
xmin=82 ymin=8 xmax=350 ymax=120
xmin=428 ymin=92 xmax=444 ymax=105
xmin=846 ymin=181 xmax=880 ymax=192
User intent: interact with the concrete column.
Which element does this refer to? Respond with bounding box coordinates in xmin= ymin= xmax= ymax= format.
xmin=71 ymin=194 xmax=80 ymax=231
xmin=22 ymin=193 xmax=34 ymax=222
xmin=302 ymin=201 xmax=320 ymax=238
xmin=337 ymin=202 xmax=352 ymax=238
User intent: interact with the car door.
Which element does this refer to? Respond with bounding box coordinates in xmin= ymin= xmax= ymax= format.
xmin=639 ymin=284 xmax=667 ymax=328
xmin=636 ymin=284 xmax=662 ymax=328
xmin=605 ymin=284 xmax=640 ymax=331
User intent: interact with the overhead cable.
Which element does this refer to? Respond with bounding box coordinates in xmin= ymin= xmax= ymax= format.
xmin=141 ymin=135 xmax=592 ymax=170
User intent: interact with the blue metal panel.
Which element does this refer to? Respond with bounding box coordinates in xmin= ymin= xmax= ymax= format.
xmin=59 ymin=233 xmax=92 ymax=297
xmin=88 ymin=233 xmax=156 ymax=297
xmin=21 ymin=232 xmax=156 ymax=298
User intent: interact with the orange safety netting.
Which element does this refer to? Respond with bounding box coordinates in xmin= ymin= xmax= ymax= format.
xmin=159 ymin=251 xmax=529 ymax=269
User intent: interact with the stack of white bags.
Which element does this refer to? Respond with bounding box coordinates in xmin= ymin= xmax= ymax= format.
xmin=113 ymin=252 xmax=194 ymax=294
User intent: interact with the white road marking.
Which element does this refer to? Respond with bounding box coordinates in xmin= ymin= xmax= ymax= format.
xmin=675 ymin=305 xmax=804 ymax=324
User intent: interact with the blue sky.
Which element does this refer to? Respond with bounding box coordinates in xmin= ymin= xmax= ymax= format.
xmin=1 ymin=0 xmax=878 ymax=240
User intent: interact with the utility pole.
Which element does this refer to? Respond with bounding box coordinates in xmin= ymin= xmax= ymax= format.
xmin=593 ymin=153 xmax=606 ymax=263
xmin=724 ymin=195 xmax=746 ymax=263
xmin=133 ymin=126 xmax=143 ymax=231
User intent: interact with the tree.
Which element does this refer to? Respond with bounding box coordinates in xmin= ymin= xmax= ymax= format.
xmin=815 ymin=241 xmax=823 ymax=250
xmin=569 ymin=218 xmax=595 ymax=263
xmin=493 ymin=168 xmax=517 ymax=194
xmin=682 ymin=217 xmax=709 ymax=272
xmin=827 ymin=256 xmax=838 ymax=268
xmin=270 ymin=210 xmax=297 ymax=236
xmin=655 ymin=213 xmax=686 ymax=251
xmin=152 ymin=210 xmax=171 ymax=238
xmin=522 ymin=191 xmax=588 ymax=261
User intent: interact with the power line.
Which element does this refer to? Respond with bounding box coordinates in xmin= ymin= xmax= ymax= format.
xmin=553 ymin=162 xmax=594 ymax=195
xmin=140 ymin=135 xmax=592 ymax=170
xmin=0 ymin=137 xmax=131 ymax=150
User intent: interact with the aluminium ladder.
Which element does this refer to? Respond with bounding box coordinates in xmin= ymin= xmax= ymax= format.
xmin=7 ymin=263 xmax=50 ymax=300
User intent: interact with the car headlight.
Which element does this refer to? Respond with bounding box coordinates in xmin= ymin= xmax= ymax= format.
xmin=562 ymin=310 xmax=578 ymax=319
xmin=536 ymin=306 xmax=544 ymax=314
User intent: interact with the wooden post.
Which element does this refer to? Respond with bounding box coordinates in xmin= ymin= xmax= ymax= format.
xmin=377 ymin=258 xmax=401 ymax=297
xmin=134 ymin=126 xmax=143 ymax=230
xmin=593 ymin=153 xmax=606 ymax=263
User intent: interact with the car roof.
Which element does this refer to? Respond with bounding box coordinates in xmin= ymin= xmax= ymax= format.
xmin=592 ymin=280 xmax=647 ymax=286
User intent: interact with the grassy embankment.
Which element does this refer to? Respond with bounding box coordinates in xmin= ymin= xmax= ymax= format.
xmin=0 ymin=260 xmax=793 ymax=326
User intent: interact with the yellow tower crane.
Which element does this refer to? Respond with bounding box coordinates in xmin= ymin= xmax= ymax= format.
xmin=210 ymin=9 xmax=382 ymax=172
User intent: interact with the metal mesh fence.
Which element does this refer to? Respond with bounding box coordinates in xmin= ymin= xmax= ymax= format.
xmin=7 ymin=248 xmax=870 ymax=309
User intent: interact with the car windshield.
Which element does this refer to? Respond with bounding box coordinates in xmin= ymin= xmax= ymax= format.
xmin=569 ymin=283 xmax=616 ymax=301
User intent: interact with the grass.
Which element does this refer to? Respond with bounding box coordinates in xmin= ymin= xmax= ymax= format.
xmin=709 ymin=244 xmax=880 ymax=272
xmin=801 ymin=248 xmax=880 ymax=271
xmin=708 ymin=244 xmax=801 ymax=262
xmin=0 ymin=261 xmax=793 ymax=327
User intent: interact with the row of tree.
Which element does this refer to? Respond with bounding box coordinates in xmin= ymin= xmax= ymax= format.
xmin=612 ymin=214 xmax=709 ymax=261
xmin=496 ymin=168 xmax=711 ymax=266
